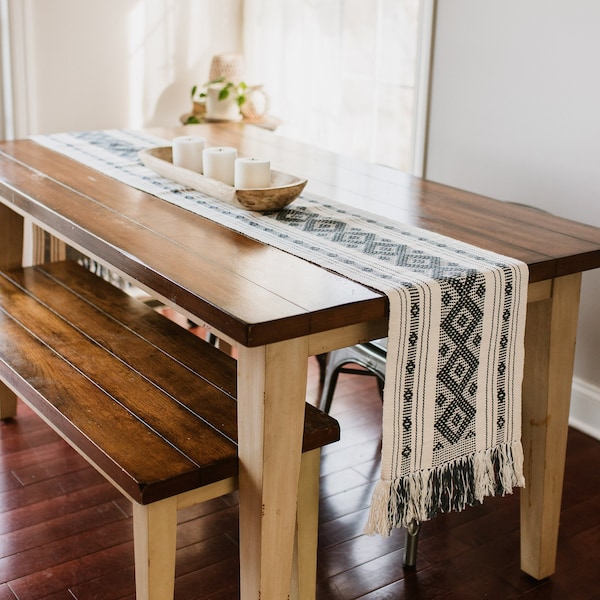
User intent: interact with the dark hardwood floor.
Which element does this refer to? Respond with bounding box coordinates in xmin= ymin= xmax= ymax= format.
xmin=1 ymin=352 xmax=599 ymax=599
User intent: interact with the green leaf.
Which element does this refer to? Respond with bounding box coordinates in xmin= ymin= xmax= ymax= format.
xmin=207 ymin=76 xmax=225 ymax=85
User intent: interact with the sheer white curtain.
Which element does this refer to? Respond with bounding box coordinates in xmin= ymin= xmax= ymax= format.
xmin=243 ymin=0 xmax=434 ymax=174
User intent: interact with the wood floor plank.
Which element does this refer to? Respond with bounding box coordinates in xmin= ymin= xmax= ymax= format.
xmin=0 ymin=501 xmax=127 ymax=558
xmin=0 ymin=584 xmax=16 ymax=600
xmin=0 ymin=483 xmax=121 ymax=537
xmin=11 ymin=452 xmax=90 ymax=486
xmin=0 ymin=520 xmax=132 ymax=592
xmin=8 ymin=543 xmax=134 ymax=599
xmin=0 ymin=466 xmax=109 ymax=513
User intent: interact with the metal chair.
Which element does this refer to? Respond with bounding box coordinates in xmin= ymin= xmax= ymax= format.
xmin=319 ymin=339 xmax=387 ymax=413
xmin=318 ymin=339 xmax=421 ymax=567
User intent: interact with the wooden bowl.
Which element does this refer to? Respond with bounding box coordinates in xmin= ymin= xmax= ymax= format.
xmin=138 ymin=147 xmax=306 ymax=212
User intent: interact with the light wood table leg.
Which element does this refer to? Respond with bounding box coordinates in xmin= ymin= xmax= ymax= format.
xmin=520 ymin=273 xmax=582 ymax=579
xmin=237 ymin=338 xmax=309 ymax=599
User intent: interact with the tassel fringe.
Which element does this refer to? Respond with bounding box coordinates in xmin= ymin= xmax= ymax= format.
xmin=364 ymin=441 xmax=525 ymax=537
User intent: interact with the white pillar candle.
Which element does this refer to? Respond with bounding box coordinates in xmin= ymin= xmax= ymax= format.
xmin=171 ymin=136 xmax=205 ymax=172
xmin=202 ymin=146 xmax=238 ymax=186
xmin=234 ymin=157 xmax=271 ymax=189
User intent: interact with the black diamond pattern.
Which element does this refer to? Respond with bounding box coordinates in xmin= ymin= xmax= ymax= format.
xmin=434 ymin=275 xmax=484 ymax=448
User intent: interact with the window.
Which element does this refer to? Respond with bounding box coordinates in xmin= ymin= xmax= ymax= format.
xmin=243 ymin=0 xmax=435 ymax=175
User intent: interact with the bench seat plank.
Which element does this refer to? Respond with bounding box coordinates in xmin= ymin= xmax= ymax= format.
xmin=28 ymin=260 xmax=238 ymax=396
xmin=0 ymin=274 xmax=237 ymax=503
xmin=2 ymin=268 xmax=240 ymax=448
xmin=15 ymin=261 xmax=340 ymax=453
xmin=0 ymin=261 xmax=340 ymax=506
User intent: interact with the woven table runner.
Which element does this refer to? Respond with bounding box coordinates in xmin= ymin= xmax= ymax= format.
xmin=31 ymin=129 xmax=528 ymax=535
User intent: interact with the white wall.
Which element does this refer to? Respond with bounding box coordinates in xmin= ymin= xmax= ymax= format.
xmin=426 ymin=0 xmax=600 ymax=438
xmin=8 ymin=0 xmax=242 ymax=135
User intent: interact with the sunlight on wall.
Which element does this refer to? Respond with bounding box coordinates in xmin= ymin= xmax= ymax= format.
xmin=244 ymin=0 xmax=427 ymax=173
xmin=4 ymin=0 xmax=242 ymax=134
xmin=127 ymin=0 xmax=244 ymax=128
xmin=128 ymin=2 xmax=146 ymax=128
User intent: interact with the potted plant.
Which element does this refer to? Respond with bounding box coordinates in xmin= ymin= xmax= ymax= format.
xmin=185 ymin=77 xmax=247 ymax=123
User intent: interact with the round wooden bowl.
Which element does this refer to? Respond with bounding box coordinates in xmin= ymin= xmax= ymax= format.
xmin=139 ymin=147 xmax=306 ymax=212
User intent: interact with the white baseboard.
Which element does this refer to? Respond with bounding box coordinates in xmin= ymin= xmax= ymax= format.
xmin=569 ymin=377 xmax=600 ymax=441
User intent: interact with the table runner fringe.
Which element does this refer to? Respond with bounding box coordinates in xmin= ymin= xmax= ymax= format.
xmin=364 ymin=440 xmax=525 ymax=536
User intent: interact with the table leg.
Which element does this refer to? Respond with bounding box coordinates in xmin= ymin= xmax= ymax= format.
xmin=237 ymin=337 xmax=309 ymax=599
xmin=520 ymin=273 xmax=582 ymax=579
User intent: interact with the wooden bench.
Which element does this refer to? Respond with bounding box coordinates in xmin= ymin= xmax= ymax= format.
xmin=0 ymin=260 xmax=340 ymax=599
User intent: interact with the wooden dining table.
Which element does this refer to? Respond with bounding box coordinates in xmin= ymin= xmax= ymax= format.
xmin=1 ymin=123 xmax=600 ymax=598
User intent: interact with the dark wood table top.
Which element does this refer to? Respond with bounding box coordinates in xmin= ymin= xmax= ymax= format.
xmin=1 ymin=123 xmax=600 ymax=347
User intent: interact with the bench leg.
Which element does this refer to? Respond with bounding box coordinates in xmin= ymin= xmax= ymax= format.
xmin=131 ymin=458 xmax=319 ymax=600
xmin=292 ymin=448 xmax=321 ymax=600
xmin=133 ymin=497 xmax=178 ymax=600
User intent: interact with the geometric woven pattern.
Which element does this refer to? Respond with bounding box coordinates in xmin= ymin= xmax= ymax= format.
xmin=31 ymin=130 xmax=529 ymax=534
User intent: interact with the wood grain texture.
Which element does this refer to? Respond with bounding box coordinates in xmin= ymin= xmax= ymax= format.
xmin=0 ymin=261 xmax=340 ymax=505
xmin=0 ymin=139 xmax=383 ymax=346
